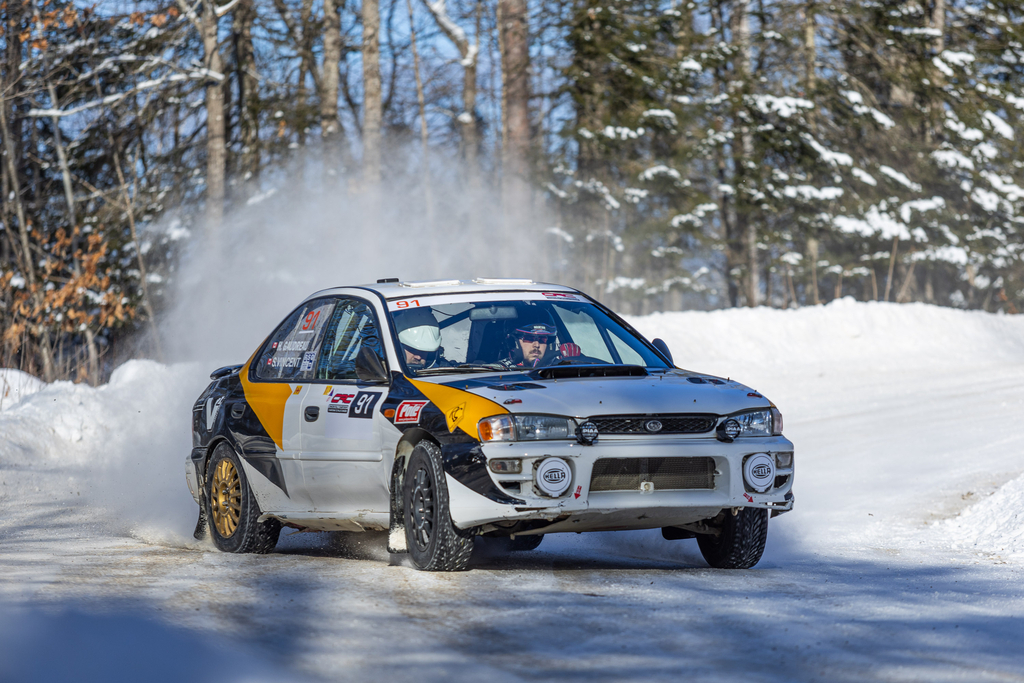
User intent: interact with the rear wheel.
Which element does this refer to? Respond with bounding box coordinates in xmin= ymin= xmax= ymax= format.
xmin=205 ymin=443 xmax=281 ymax=554
xmin=696 ymin=507 xmax=768 ymax=569
xmin=403 ymin=441 xmax=473 ymax=571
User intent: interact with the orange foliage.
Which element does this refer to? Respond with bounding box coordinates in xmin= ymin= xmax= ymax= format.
xmin=2 ymin=228 xmax=136 ymax=356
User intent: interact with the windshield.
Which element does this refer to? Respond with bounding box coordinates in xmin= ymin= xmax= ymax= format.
xmin=388 ymin=292 xmax=671 ymax=376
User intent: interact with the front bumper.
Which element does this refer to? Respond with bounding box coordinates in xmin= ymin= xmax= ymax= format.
xmin=446 ymin=435 xmax=794 ymax=533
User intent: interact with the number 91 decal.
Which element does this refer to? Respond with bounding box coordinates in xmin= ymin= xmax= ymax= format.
xmin=349 ymin=392 xmax=382 ymax=419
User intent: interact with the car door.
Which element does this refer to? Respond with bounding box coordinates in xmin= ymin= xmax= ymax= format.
xmin=298 ymin=297 xmax=391 ymax=514
xmin=244 ymin=297 xmax=337 ymax=512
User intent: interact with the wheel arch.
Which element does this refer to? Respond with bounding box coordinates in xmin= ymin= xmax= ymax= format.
xmin=388 ymin=429 xmax=443 ymax=554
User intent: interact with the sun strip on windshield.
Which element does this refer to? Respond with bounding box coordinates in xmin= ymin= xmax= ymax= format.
xmin=385 ymin=290 xmax=584 ymax=311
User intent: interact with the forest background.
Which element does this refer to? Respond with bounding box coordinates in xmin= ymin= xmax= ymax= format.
xmin=1 ymin=0 xmax=1022 ymax=384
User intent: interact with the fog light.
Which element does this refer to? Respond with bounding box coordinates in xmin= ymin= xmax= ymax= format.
xmin=576 ymin=421 xmax=598 ymax=445
xmin=744 ymin=453 xmax=776 ymax=493
xmin=775 ymin=451 xmax=793 ymax=468
xmin=535 ymin=457 xmax=572 ymax=496
xmin=489 ymin=458 xmax=522 ymax=474
xmin=717 ymin=418 xmax=741 ymax=442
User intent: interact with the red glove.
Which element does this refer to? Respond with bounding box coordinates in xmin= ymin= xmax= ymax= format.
xmin=559 ymin=343 xmax=581 ymax=358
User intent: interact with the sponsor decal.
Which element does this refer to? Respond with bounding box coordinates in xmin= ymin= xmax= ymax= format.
xmin=542 ymin=292 xmax=580 ymax=301
xmin=205 ymin=396 xmax=224 ymax=431
xmin=574 ymin=485 xmax=582 ymax=499
xmin=747 ymin=392 xmax=763 ymax=398
xmin=394 ymin=400 xmax=428 ymax=424
xmin=447 ymin=402 xmax=466 ymax=429
xmin=277 ymin=340 xmax=310 ymax=352
xmin=349 ymin=391 xmax=382 ymax=419
xmin=323 ymin=386 xmax=333 ymax=395
xmin=503 ymin=398 xmax=522 ymax=405
xmin=328 ymin=392 xmax=356 ymax=413
xmin=268 ymin=354 xmax=303 ymax=369
xmin=299 ymin=351 xmax=316 ymax=372
xmin=272 ymin=341 xmax=278 ymax=349
xmin=292 ymin=385 xmax=302 ymax=394
xmin=301 ymin=309 xmax=321 ymax=331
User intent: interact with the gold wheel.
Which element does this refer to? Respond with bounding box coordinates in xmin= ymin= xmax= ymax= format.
xmin=210 ymin=458 xmax=242 ymax=538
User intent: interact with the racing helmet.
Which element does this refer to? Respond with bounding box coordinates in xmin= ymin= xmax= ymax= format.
xmin=396 ymin=309 xmax=442 ymax=369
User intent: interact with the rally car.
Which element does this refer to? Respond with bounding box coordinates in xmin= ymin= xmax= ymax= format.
xmin=187 ymin=279 xmax=794 ymax=571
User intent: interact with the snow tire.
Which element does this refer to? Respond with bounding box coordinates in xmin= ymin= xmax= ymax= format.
xmin=403 ymin=441 xmax=474 ymax=571
xmin=696 ymin=507 xmax=769 ymax=569
xmin=205 ymin=442 xmax=281 ymax=554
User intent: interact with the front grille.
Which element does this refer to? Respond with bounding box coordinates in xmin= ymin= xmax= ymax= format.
xmin=590 ymin=457 xmax=715 ymax=492
xmin=588 ymin=414 xmax=717 ymax=435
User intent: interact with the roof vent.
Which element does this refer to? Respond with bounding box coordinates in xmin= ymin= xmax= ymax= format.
xmin=399 ymin=279 xmax=462 ymax=288
xmin=472 ymin=278 xmax=535 ymax=285
xmin=377 ymin=278 xmax=400 ymax=283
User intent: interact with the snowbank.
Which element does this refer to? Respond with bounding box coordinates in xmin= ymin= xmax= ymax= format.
xmin=626 ymin=298 xmax=1024 ymax=378
xmin=943 ymin=473 xmax=1024 ymax=559
xmin=0 ymin=368 xmax=45 ymax=411
xmin=0 ymin=360 xmax=209 ymax=544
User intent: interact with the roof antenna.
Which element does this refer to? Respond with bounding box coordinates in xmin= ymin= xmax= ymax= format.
xmin=377 ymin=278 xmax=400 ymax=283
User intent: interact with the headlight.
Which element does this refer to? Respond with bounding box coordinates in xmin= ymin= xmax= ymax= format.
xmin=478 ymin=415 xmax=574 ymax=442
xmin=717 ymin=408 xmax=783 ymax=441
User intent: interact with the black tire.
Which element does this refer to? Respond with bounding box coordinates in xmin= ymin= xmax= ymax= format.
xmin=696 ymin=507 xmax=769 ymax=569
xmin=403 ymin=441 xmax=474 ymax=571
xmin=205 ymin=442 xmax=281 ymax=554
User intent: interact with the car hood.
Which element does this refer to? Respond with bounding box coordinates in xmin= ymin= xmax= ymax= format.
xmin=420 ymin=369 xmax=770 ymax=418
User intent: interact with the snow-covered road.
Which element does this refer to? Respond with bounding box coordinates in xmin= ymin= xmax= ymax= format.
xmin=2 ymin=300 xmax=1024 ymax=682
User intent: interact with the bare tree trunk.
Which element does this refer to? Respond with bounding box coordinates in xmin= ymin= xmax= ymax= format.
xmin=931 ymin=0 xmax=945 ymax=53
xmin=421 ymin=0 xmax=480 ymax=181
xmin=499 ymin=0 xmax=530 ymax=228
xmin=202 ymin=0 xmax=227 ymax=231
xmin=321 ymin=0 xmax=351 ymax=178
xmin=803 ymin=1 xmax=816 ymax=130
xmin=362 ymin=0 xmax=383 ymax=185
xmin=807 ymin=236 xmax=820 ymax=304
xmin=233 ymin=0 xmax=260 ymax=192
xmin=407 ymin=0 xmax=434 ymax=228
xmin=883 ymin=236 xmax=899 ymax=302
xmin=731 ymin=0 xmax=757 ymax=307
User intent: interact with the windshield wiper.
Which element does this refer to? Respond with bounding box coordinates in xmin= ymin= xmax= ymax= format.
xmin=414 ymin=363 xmax=506 ymax=376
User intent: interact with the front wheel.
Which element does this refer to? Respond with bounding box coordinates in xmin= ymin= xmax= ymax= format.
xmin=403 ymin=441 xmax=474 ymax=571
xmin=696 ymin=507 xmax=769 ymax=569
xmin=205 ymin=443 xmax=281 ymax=554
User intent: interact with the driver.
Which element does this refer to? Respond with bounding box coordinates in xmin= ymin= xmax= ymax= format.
xmin=500 ymin=310 xmax=581 ymax=369
xmin=396 ymin=308 xmax=452 ymax=370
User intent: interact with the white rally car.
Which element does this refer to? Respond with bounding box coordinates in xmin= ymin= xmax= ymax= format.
xmin=187 ymin=279 xmax=794 ymax=570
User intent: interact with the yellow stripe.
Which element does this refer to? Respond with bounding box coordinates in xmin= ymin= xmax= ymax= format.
xmin=406 ymin=377 xmax=508 ymax=439
xmin=239 ymin=354 xmax=294 ymax=450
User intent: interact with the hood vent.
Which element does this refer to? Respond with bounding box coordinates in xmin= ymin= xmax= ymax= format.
xmin=528 ymin=364 xmax=648 ymax=380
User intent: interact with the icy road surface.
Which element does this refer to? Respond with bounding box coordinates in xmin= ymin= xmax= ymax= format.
xmin=2 ymin=300 xmax=1024 ymax=682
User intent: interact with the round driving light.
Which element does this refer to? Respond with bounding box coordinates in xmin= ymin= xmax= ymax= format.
xmin=576 ymin=421 xmax=599 ymax=445
xmin=744 ymin=453 xmax=776 ymax=493
xmin=723 ymin=419 xmax=741 ymax=439
xmin=535 ymin=457 xmax=572 ymax=497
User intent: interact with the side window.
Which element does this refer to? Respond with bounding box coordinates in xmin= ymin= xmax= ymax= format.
xmin=316 ymin=299 xmax=386 ymax=381
xmin=552 ymin=305 xmax=614 ymax=363
xmin=255 ymin=299 xmax=336 ymax=381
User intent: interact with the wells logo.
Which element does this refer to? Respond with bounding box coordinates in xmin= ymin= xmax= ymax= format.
xmin=447 ymin=402 xmax=466 ymax=430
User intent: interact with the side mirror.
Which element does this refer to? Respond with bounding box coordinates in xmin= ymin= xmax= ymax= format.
xmin=652 ymin=338 xmax=674 ymax=366
xmin=355 ymin=346 xmax=389 ymax=383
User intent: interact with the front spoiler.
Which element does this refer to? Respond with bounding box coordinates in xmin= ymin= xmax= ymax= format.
xmin=445 ymin=435 xmax=795 ymax=532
